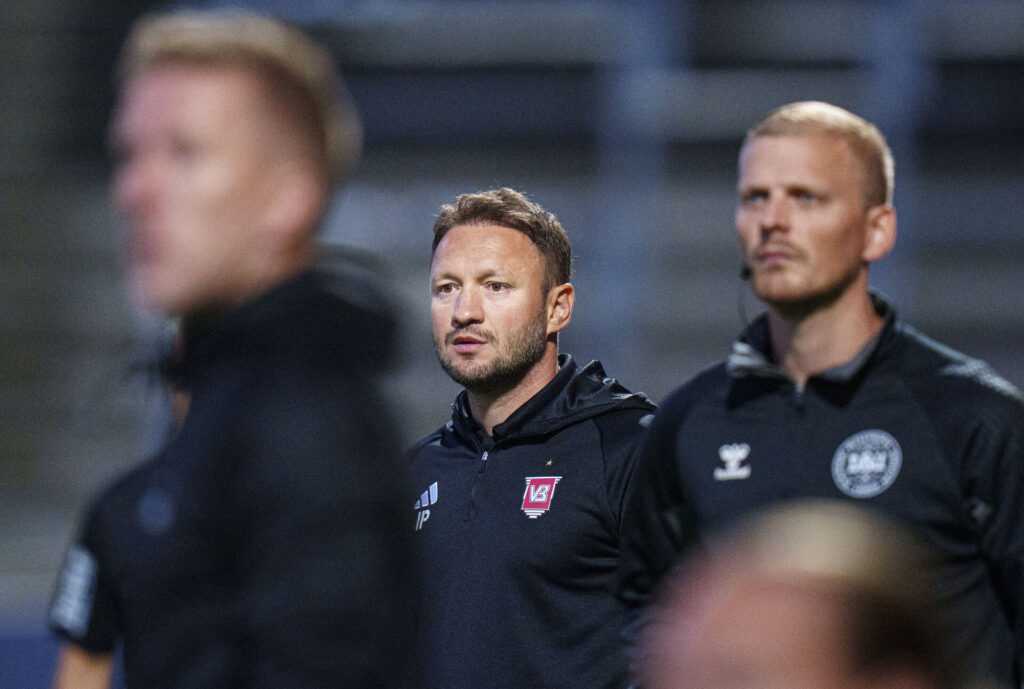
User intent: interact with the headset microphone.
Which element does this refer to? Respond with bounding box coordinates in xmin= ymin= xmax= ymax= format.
xmin=737 ymin=264 xmax=752 ymax=326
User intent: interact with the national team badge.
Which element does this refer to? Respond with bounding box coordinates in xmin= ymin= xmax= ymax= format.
xmin=831 ymin=430 xmax=902 ymax=498
xmin=521 ymin=476 xmax=561 ymax=518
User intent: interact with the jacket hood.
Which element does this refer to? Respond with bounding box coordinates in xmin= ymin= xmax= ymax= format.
xmin=451 ymin=354 xmax=655 ymax=443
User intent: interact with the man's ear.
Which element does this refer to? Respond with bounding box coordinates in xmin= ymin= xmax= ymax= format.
xmin=546 ymin=283 xmax=575 ymax=336
xmin=862 ymin=204 xmax=897 ymax=264
xmin=260 ymin=164 xmax=327 ymax=250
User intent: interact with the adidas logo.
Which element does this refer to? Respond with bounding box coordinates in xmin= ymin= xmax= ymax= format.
xmin=414 ymin=482 xmax=438 ymax=531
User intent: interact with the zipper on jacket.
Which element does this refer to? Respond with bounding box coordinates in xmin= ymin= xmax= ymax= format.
xmin=465 ymin=450 xmax=489 ymax=520
xmin=793 ymin=384 xmax=806 ymax=412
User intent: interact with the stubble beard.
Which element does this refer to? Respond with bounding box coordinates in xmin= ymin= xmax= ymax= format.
xmin=434 ymin=310 xmax=549 ymax=396
xmin=753 ymin=261 xmax=864 ymax=321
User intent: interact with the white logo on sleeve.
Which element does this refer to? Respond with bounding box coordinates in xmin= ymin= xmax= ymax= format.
xmin=832 ymin=430 xmax=902 ymax=498
xmin=50 ymin=545 xmax=98 ymax=638
xmin=714 ymin=443 xmax=752 ymax=481
xmin=414 ymin=482 xmax=438 ymax=531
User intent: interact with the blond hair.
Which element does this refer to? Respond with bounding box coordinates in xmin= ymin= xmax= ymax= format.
xmin=744 ymin=101 xmax=894 ymax=206
xmin=652 ymin=501 xmax=960 ymax=689
xmin=118 ymin=9 xmax=361 ymax=186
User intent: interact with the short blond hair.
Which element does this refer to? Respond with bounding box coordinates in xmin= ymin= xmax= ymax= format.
xmin=744 ymin=101 xmax=894 ymax=206
xmin=647 ymin=501 xmax=959 ymax=689
xmin=118 ymin=9 xmax=361 ymax=186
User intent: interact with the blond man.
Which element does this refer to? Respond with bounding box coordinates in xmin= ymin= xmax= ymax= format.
xmin=643 ymin=501 xmax=961 ymax=689
xmin=49 ymin=10 xmax=412 ymax=689
xmin=619 ymin=101 xmax=1024 ymax=688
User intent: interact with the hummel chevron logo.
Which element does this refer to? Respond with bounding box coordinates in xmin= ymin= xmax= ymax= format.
xmin=414 ymin=482 xmax=438 ymax=530
xmin=714 ymin=443 xmax=751 ymax=481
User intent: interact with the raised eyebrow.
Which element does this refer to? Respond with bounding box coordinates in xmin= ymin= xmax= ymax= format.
xmin=430 ymin=264 xmax=516 ymax=284
xmin=788 ymin=185 xmax=826 ymax=198
xmin=431 ymin=274 xmax=459 ymax=288
xmin=430 ymin=266 xmax=468 ymax=281
xmin=433 ymin=268 xmax=509 ymax=283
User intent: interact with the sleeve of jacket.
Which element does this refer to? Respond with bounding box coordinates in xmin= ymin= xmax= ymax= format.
xmin=595 ymin=406 xmax=657 ymax=532
xmin=49 ymin=495 xmax=121 ymax=656
xmin=614 ymin=390 xmax=703 ymax=688
xmin=615 ymin=393 xmax=700 ymax=612
xmin=959 ymin=390 xmax=1024 ymax=672
xmin=234 ymin=375 xmax=417 ymax=689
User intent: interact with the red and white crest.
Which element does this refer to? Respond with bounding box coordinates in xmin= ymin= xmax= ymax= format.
xmin=521 ymin=476 xmax=562 ymax=518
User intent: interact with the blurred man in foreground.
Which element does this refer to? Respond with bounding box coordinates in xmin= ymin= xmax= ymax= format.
xmin=49 ymin=10 xmax=413 ymax=689
xmin=642 ymin=501 xmax=966 ymax=689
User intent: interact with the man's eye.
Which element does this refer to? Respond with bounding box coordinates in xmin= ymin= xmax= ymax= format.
xmin=436 ymin=284 xmax=455 ymax=294
xmin=739 ymin=191 xmax=766 ymax=204
xmin=486 ymin=283 xmax=507 ymax=292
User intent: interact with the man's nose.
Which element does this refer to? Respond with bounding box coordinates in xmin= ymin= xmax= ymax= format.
xmin=113 ymin=155 xmax=158 ymax=216
xmin=452 ymin=287 xmax=483 ymax=326
xmin=759 ymin=196 xmax=789 ymax=237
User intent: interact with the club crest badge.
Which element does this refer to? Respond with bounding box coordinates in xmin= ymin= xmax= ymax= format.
xmin=521 ymin=476 xmax=561 ymax=518
xmin=831 ymin=430 xmax=902 ymax=498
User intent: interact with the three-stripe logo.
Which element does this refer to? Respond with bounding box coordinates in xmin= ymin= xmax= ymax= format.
xmin=414 ymin=482 xmax=438 ymax=530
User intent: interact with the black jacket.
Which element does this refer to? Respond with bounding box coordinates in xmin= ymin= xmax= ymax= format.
xmin=50 ymin=270 xmax=416 ymax=689
xmin=411 ymin=355 xmax=655 ymax=689
xmin=618 ymin=300 xmax=1024 ymax=688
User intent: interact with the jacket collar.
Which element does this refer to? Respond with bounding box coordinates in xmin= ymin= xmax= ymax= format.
xmin=450 ymin=353 xmax=653 ymax=446
xmin=727 ymin=293 xmax=896 ymax=384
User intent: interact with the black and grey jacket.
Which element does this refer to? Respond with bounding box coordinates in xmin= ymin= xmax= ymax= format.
xmin=618 ymin=299 xmax=1024 ymax=689
xmin=411 ymin=354 xmax=655 ymax=689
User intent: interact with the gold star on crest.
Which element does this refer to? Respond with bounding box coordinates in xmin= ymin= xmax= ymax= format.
xmin=546 ymin=460 xmax=553 ymax=466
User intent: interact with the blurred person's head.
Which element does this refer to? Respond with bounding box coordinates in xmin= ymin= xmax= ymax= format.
xmin=429 ymin=188 xmax=574 ymax=400
xmin=735 ymin=102 xmax=896 ymax=317
xmin=110 ymin=10 xmax=361 ymax=316
xmin=642 ymin=501 xmax=962 ymax=689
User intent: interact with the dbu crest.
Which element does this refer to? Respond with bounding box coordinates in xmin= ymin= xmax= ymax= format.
xmin=521 ymin=476 xmax=562 ymax=518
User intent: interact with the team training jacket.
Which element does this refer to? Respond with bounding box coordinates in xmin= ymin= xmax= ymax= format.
xmin=411 ymin=354 xmax=656 ymax=689
xmin=49 ymin=270 xmax=416 ymax=689
xmin=618 ymin=298 xmax=1024 ymax=688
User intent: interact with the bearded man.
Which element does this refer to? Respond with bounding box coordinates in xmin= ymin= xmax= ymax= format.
xmin=409 ymin=187 xmax=655 ymax=689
